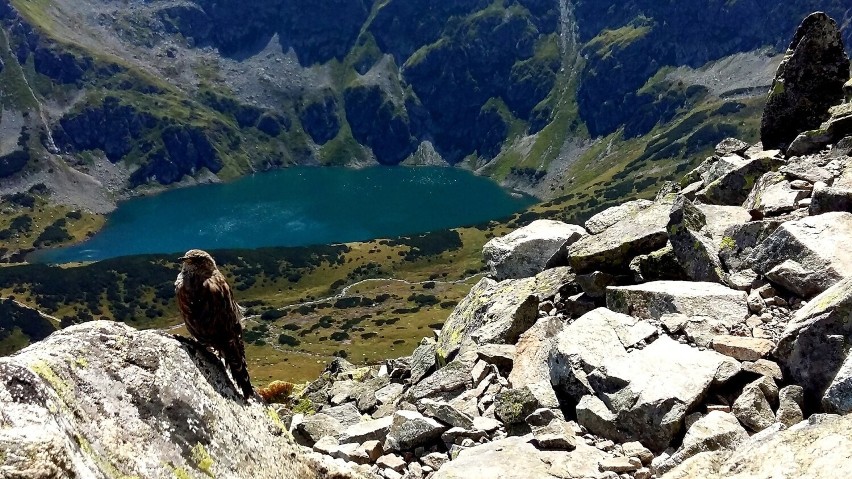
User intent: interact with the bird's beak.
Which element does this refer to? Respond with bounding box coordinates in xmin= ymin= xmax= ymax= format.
xmin=177 ymin=256 xmax=187 ymax=262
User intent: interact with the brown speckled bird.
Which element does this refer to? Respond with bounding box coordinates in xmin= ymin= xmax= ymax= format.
xmin=175 ymin=249 xmax=254 ymax=399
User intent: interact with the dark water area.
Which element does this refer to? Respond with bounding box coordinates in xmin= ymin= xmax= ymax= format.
xmin=33 ymin=167 xmax=536 ymax=264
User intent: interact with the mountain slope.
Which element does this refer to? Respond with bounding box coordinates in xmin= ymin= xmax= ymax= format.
xmin=0 ymin=0 xmax=850 ymax=254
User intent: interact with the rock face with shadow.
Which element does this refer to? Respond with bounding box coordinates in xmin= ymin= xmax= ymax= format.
xmin=0 ymin=321 xmax=367 ymax=479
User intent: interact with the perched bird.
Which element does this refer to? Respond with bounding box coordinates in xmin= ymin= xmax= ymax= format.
xmin=175 ymin=249 xmax=255 ymax=399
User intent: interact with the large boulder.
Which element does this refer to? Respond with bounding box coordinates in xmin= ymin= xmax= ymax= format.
xmin=667 ymin=197 xmax=725 ymax=282
xmin=508 ymin=317 xmax=564 ymax=408
xmin=483 ymin=219 xmax=586 ymax=280
xmin=606 ymin=281 xmax=748 ymax=326
xmin=435 ymin=268 xmax=574 ymax=362
xmin=748 ymin=212 xmax=852 ymax=297
xmin=775 ymin=275 xmax=852 ymax=405
xmin=811 ymin=181 xmax=852 ymax=215
xmin=743 ymin=172 xmax=808 ymax=217
xmin=582 ymin=336 xmax=739 ymax=451
xmin=0 ymin=321 xmax=362 ymax=479
xmin=663 ymin=414 xmax=852 ymax=478
xmin=549 ymin=308 xmax=656 ymax=401
xmin=695 ymin=154 xmax=780 ymax=206
xmin=383 ymin=410 xmax=447 ymax=452
xmin=654 ymin=411 xmax=748 ymax=476
xmin=568 ymin=198 xmax=672 ymax=273
xmin=718 ymin=220 xmax=783 ymax=273
xmin=760 ymin=12 xmax=850 ymax=150
xmin=821 ymin=350 xmax=852 ymax=414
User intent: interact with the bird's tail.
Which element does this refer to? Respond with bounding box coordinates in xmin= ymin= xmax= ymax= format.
xmin=224 ymin=338 xmax=255 ymax=399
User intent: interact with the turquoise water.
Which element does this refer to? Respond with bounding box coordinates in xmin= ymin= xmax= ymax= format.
xmin=34 ymin=167 xmax=536 ymax=263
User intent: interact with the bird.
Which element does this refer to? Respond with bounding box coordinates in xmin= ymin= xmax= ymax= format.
xmin=174 ymin=249 xmax=255 ymax=399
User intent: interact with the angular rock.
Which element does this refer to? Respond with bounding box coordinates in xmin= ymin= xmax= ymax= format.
xmin=777 ymin=385 xmax=805 ymax=427
xmin=549 ymin=309 xmax=656 ymax=401
xmin=474 ymin=343 xmax=515 ymax=372
xmin=313 ymin=435 xmax=340 ymax=456
xmin=732 ymin=377 xmax=777 ymax=433
xmin=420 ymin=452 xmax=449 ymax=471
xmin=760 ymin=12 xmax=850 ymax=150
xmin=436 ymin=268 xmax=573 ymax=362
xmin=629 ymin=243 xmax=688 ymax=282
xmin=607 ymin=281 xmax=748 ymax=326
xmin=508 ymin=316 xmax=563 ymax=408
xmin=665 ymin=414 xmax=852 ymax=478
xmin=696 ymin=155 xmax=779 ymax=206
xmin=409 ymin=351 xmax=477 ymax=401
xmin=418 ymin=399 xmax=474 ymax=429
xmin=743 ymin=172 xmax=808 ymax=217
xmin=622 ymin=441 xmax=654 ymax=465
xmin=377 ymin=453 xmax=406 ymax=472
xmin=483 ymin=219 xmax=587 ymax=281
xmin=339 ymin=416 xmax=394 ymax=444
xmin=384 ymin=411 xmax=447 ymax=452
xmin=410 ymin=337 xmax=437 ymax=385
xmin=667 ymin=196 xmax=725 ymax=282
xmin=780 ymin=155 xmax=835 ymax=184
xmin=375 ymin=383 xmax=405 ymax=406
xmin=584 ymin=199 xmax=654 ymax=234
xmin=749 ymin=212 xmax=852 ymax=297
xmin=360 ymin=440 xmax=383 ymax=462
xmin=742 ymin=359 xmax=783 ymax=381
xmin=599 ymin=457 xmax=641 ymax=473
xmin=822 ymin=353 xmax=852 ymax=414
xmin=322 ymin=403 xmax=363 ymax=428
xmin=295 ymin=413 xmax=343 ymax=446
xmin=494 ymin=387 xmax=539 ymax=425
xmin=718 ymin=220 xmax=783 ymax=273
xmin=584 ymin=336 xmax=740 ymax=451
xmin=810 ymin=182 xmax=852 ymax=215
xmin=0 ymin=321 xmax=359 ymax=479
xmin=569 ymin=198 xmax=673 ymax=273
xmin=776 ymin=274 xmax=852 ymax=404
xmin=715 ymin=138 xmax=750 ymax=157
xmin=654 ymin=411 xmax=748 ymax=475
xmin=693 ymin=204 xmax=753 ymax=246
xmin=526 ymin=409 xmax=576 ymax=450
xmin=711 ymin=335 xmax=774 ymax=361
xmin=431 ymin=436 xmax=554 ymax=479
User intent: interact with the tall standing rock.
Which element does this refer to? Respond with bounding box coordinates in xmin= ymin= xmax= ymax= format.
xmin=760 ymin=12 xmax=850 ymax=151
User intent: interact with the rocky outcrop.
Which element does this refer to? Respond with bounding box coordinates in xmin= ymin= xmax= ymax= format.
xmin=483 ymin=219 xmax=586 ymax=280
xmin=0 ymin=321 xmax=364 ymax=479
xmin=760 ymin=12 xmax=850 ymax=151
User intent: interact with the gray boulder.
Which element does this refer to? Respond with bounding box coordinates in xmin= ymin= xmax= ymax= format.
xmin=508 ymin=316 xmax=564 ymax=408
xmin=732 ymin=377 xmax=778 ymax=433
xmin=0 ymin=321 xmax=363 ymax=479
xmin=582 ymin=336 xmax=739 ymax=451
xmin=629 ymin=243 xmax=689 ymax=282
xmin=749 ymin=212 xmax=852 ymax=297
xmin=696 ymin=155 xmax=780 ymax=206
xmin=606 ymin=281 xmax=748 ymax=326
xmin=654 ymin=411 xmax=748 ymax=475
xmin=483 ymin=219 xmax=586 ymax=280
xmin=409 ymin=351 xmax=477 ymax=401
xmin=549 ymin=308 xmax=656 ymax=401
xmin=338 ymin=416 xmax=394 ymax=444
xmin=294 ymin=413 xmax=343 ymax=446
xmin=760 ymin=12 xmax=850 ymax=150
xmin=743 ymin=172 xmax=808 ymax=217
xmin=663 ymin=414 xmax=852 ymax=478
xmin=715 ymin=138 xmax=750 ymax=157
xmin=418 ymin=399 xmax=474 ymax=429
xmin=494 ymin=387 xmax=540 ymax=425
xmin=667 ymin=196 xmax=725 ymax=282
xmin=776 ymin=275 xmax=852 ymax=404
xmin=718 ymin=220 xmax=783 ymax=273
xmin=584 ymin=199 xmax=654 ymax=234
xmin=776 ymin=385 xmax=805 ymax=427
xmin=384 ymin=410 xmax=447 ymax=452
xmin=436 ymin=268 xmax=574 ymax=362
xmin=409 ymin=337 xmax=437 ymax=385
xmin=569 ymin=198 xmax=673 ymax=273
xmin=822 ymin=353 xmax=852 ymax=414
xmin=711 ymin=335 xmax=774 ymax=361
xmin=810 ymin=182 xmax=852 ymax=215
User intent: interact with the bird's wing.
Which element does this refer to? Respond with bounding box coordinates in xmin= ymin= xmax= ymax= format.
xmin=201 ymin=273 xmax=243 ymax=336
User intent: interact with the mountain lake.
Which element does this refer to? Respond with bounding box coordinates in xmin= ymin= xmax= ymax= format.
xmin=33 ymin=166 xmax=536 ymax=263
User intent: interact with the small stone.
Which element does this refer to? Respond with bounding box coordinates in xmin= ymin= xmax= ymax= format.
xmin=313 ymin=436 xmax=339 ymax=455
xmin=712 ymin=335 xmax=775 ymax=361
xmin=420 ymin=452 xmax=449 ymax=471
xmin=377 ymin=454 xmax=407 ymax=472
xmin=621 ymin=441 xmax=654 ymax=465
xmin=635 ymin=467 xmax=652 ymax=479
xmin=473 ymin=416 xmax=501 ymax=433
xmin=599 ymin=457 xmax=640 ymax=473
xmin=777 ymin=385 xmax=805 ymax=427
xmin=361 ymin=440 xmax=384 ymax=461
